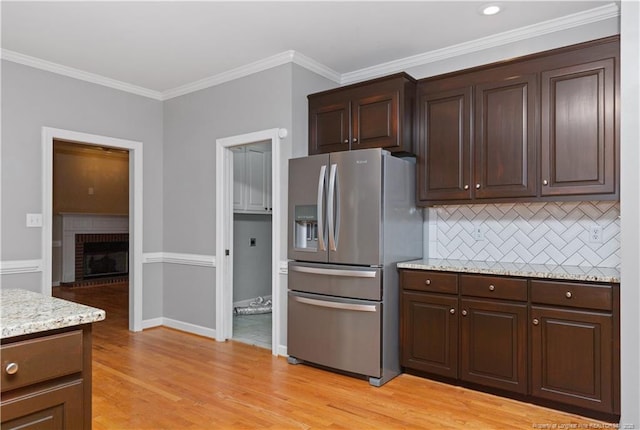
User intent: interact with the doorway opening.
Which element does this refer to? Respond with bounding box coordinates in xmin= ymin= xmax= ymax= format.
xmin=42 ymin=127 xmax=143 ymax=332
xmin=231 ymin=142 xmax=273 ymax=349
xmin=215 ymin=128 xmax=287 ymax=356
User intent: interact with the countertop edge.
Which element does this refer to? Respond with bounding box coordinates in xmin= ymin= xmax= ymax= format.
xmin=397 ymin=261 xmax=621 ymax=284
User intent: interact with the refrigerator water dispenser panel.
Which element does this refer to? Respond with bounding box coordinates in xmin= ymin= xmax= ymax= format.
xmin=294 ymin=205 xmax=318 ymax=250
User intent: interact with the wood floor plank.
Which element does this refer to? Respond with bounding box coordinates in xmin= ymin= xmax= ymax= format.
xmin=53 ymin=283 xmax=613 ymax=429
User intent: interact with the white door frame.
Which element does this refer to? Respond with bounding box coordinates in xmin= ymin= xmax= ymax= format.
xmin=42 ymin=127 xmax=143 ymax=332
xmin=215 ymin=128 xmax=287 ymax=356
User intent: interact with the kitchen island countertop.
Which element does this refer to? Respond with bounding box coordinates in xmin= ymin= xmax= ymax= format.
xmin=397 ymin=259 xmax=620 ymax=283
xmin=1 ymin=288 xmax=105 ymax=339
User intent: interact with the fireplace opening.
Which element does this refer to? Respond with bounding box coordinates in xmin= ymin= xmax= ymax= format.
xmin=75 ymin=233 xmax=129 ymax=283
xmin=83 ymin=241 xmax=129 ymax=279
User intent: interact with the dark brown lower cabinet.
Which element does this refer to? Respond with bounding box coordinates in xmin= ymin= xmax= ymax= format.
xmin=399 ymin=269 xmax=620 ymax=420
xmin=531 ymin=306 xmax=613 ymax=413
xmin=401 ymin=292 xmax=458 ymax=378
xmin=460 ymin=298 xmax=528 ymax=394
xmin=1 ymin=326 xmax=93 ymax=430
xmin=1 ymin=381 xmax=83 ymax=430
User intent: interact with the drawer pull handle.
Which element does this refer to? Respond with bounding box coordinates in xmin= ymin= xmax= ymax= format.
xmin=425 ymin=279 xmax=431 ymax=285
xmin=565 ymin=291 xmax=573 ymax=299
xmin=5 ymin=362 xmax=19 ymax=375
xmin=488 ymin=285 xmax=495 ymax=291
xmin=533 ymin=318 xmax=540 ymax=326
xmin=449 ymin=308 xmax=456 ymax=315
xmin=461 ymin=310 xmax=468 ymax=316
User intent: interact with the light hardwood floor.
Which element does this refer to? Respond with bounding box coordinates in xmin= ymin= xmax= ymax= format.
xmin=53 ymin=283 xmax=612 ymax=429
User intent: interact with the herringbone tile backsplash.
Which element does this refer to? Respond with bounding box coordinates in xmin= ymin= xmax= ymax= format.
xmin=426 ymin=201 xmax=620 ymax=268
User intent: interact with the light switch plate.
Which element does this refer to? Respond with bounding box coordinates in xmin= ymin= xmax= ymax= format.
xmin=26 ymin=213 xmax=43 ymax=227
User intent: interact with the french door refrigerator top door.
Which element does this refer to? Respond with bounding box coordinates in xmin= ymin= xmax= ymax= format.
xmin=328 ymin=149 xmax=382 ymax=266
xmin=288 ymin=149 xmax=383 ymax=266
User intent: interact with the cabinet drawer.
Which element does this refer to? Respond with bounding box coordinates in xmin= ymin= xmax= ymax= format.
xmin=1 ymin=330 xmax=83 ymax=393
xmin=530 ymin=280 xmax=612 ymax=311
xmin=401 ymin=270 xmax=458 ymax=294
xmin=460 ymin=275 xmax=527 ymax=301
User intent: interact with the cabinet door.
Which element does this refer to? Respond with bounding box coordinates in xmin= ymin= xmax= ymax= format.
xmin=531 ymin=306 xmax=613 ymax=413
xmin=460 ymin=298 xmax=527 ymax=394
xmin=1 ymin=381 xmax=84 ymax=430
xmin=351 ymin=89 xmax=399 ymax=151
xmin=417 ymin=86 xmax=472 ymax=202
xmin=308 ymin=93 xmax=351 ymax=155
xmin=474 ymin=74 xmax=537 ymax=199
xmin=232 ymin=147 xmax=245 ymax=211
xmin=540 ymin=59 xmax=616 ymax=196
xmin=245 ymin=147 xmax=268 ymax=212
xmin=401 ymin=292 xmax=458 ymax=378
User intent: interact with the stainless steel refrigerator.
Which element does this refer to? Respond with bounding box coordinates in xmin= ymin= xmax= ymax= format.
xmin=287 ymin=148 xmax=423 ymax=386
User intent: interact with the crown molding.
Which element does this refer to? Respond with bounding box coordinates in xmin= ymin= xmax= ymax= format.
xmin=161 ymin=50 xmax=340 ymax=100
xmin=341 ymin=3 xmax=620 ymax=85
xmin=1 ymin=3 xmax=619 ymax=100
xmin=1 ymin=49 xmax=164 ymax=100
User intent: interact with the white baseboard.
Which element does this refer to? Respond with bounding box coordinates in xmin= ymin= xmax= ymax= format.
xmin=161 ymin=317 xmax=217 ymax=339
xmin=141 ymin=317 xmax=163 ymax=329
xmin=0 ymin=259 xmax=43 ymax=275
xmin=278 ymin=345 xmax=288 ymax=357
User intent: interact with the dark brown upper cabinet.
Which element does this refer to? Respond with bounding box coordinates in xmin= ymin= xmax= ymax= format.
xmin=417 ymin=36 xmax=619 ymax=206
xmin=308 ymin=73 xmax=416 ymax=155
xmin=474 ymin=73 xmax=537 ymax=199
xmin=540 ymin=57 xmax=616 ymax=197
xmin=418 ymin=86 xmax=472 ymax=201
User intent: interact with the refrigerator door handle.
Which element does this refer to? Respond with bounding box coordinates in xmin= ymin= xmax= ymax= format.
xmin=292 ymin=295 xmax=378 ymax=312
xmin=317 ymin=164 xmax=327 ymax=251
xmin=289 ymin=265 xmax=377 ymax=278
xmin=327 ymin=163 xmax=338 ymax=251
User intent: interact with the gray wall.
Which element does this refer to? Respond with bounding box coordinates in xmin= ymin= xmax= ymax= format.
xmin=162 ymin=64 xmax=295 ymax=327
xmin=233 ymin=213 xmax=272 ymax=303
xmin=0 ymin=60 xmax=164 ymax=321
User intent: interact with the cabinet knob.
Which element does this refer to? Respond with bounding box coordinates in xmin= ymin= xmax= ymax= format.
xmin=533 ymin=318 xmax=540 ymax=326
xmin=461 ymin=310 xmax=468 ymax=316
xmin=425 ymin=279 xmax=431 ymax=285
xmin=450 ymin=308 xmax=456 ymax=315
xmin=475 ymin=184 xmax=481 ymax=189
xmin=565 ymin=291 xmax=572 ymax=299
xmin=353 ymin=138 xmax=358 ymax=143
xmin=488 ymin=284 xmax=495 ymax=291
xmin=5 ymin=362 xmax=18 ymax=375
xmin=464 ymin=185 xmax=469 ymax=190
xmin=343 ymin=139 xmax=349 ymax=144
xmin=543 ymin=179 xmax=549 ymax=186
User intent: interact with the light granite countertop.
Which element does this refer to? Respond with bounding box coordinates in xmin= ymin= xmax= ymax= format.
xmin=1 ymin=289 xmax=106 ymax=339
xmin=397 ymin=259 xmax=620 ymax=283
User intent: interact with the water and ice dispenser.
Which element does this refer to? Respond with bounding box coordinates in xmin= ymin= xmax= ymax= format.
xmin=294 ymin=205 xmax=318 ymax=250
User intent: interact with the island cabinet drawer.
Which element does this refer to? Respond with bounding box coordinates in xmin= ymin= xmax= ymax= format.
xmin=460 ymin=275 xmax=527 ymax=301
xmin=530 ymin=280 xmax=613 ymax=311
xmin=1 ymin=330 xmax=83 ymax=393
xmin=401 ymin=270 xmax=458 ymax=294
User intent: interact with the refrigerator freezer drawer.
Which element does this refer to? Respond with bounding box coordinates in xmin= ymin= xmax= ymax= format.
xmin=288 ymin=261 xmax=382 ymax=300
xmin=287 ymin=291 xmax=381 ymax=378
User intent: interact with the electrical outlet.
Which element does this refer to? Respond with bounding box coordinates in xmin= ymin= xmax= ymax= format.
xmin=589 ymin=225 xmax=603 ymax=244
xmin=26 ymin=213 xmax=43 ymax=227
xmin=473 ymin=225 xmax=485 ymax=241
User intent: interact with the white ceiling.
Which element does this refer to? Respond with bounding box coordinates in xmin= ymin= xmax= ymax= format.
xmin=1 ymin=1 xmax=618 ymax=99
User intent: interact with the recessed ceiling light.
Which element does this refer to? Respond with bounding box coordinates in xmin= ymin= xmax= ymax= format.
xmin=481 ymin=4 xmax=502 ymax=16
